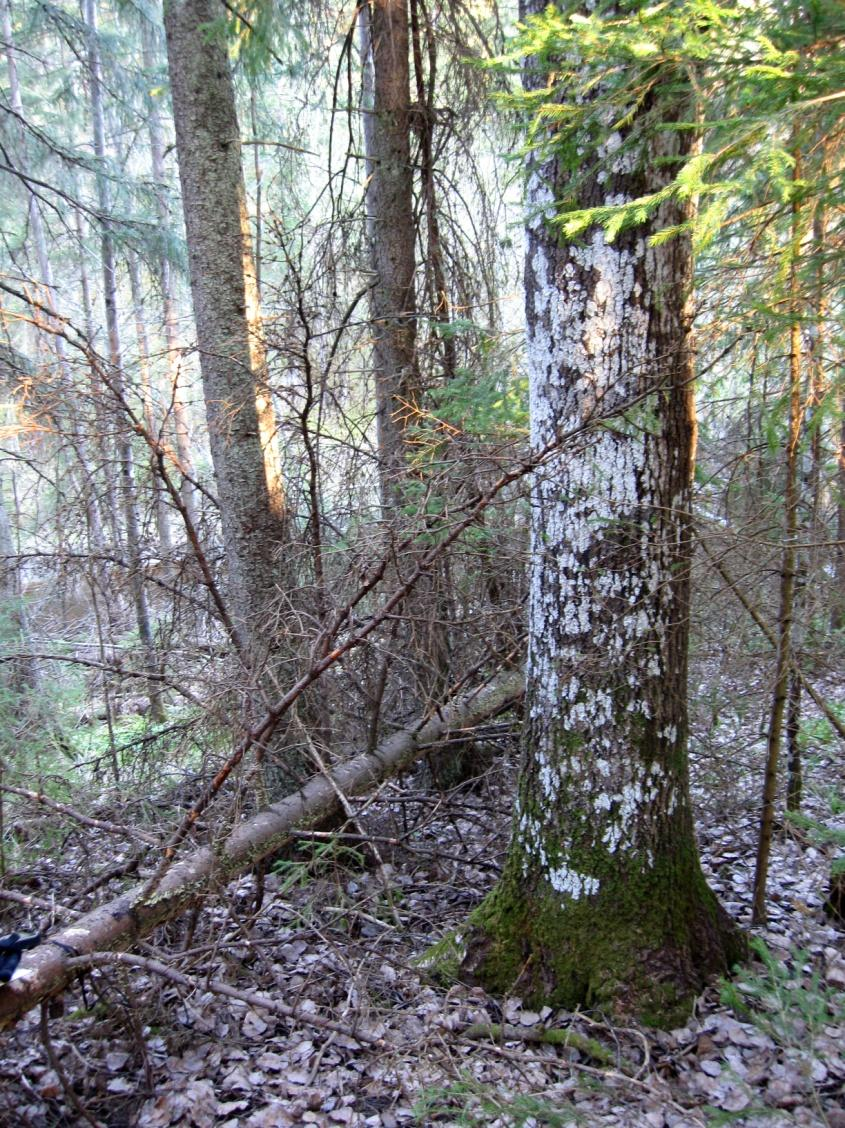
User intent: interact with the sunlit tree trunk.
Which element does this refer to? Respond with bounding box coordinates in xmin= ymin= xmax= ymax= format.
xmin=83 ymin=0 xmax=165 ymax=724
xmin=459 ymin=0 xmax=744 ymax=1024
xmin=163 ymin=0 xmax=286 ymax=661
xmin=2 ymin=0 xmax=107 ymax=552
xmin=141 ymin=8 xmax=198 ymax=531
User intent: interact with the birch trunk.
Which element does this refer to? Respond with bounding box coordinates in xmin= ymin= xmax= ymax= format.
xmin=457 ymin=1 xmax=744 ymax=1024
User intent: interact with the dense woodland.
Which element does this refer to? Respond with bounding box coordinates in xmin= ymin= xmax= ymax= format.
xmin=0 ymin=0 xmax=844 ymax=1124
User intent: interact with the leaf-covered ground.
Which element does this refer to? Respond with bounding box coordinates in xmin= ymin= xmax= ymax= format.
xmin=0 ymin=695 xmax=842 ymax=1127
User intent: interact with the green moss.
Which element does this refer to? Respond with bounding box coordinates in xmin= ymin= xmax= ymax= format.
xmin=418 ymin=684 xmax=746 ymax=1028
xmin=461 ymin=1022 xmax=626 ymax=1069
xmin=460 ymin=846 xmax=746 ymax=1028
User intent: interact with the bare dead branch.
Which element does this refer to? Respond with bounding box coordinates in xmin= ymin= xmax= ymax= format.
xmin=0 ymin=670 xmax=523 ymax=1030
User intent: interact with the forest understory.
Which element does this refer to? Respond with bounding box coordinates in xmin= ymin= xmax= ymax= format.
xmin=2 ymin=0 xmax=844 ymax=1123
xmin=0 ymin=651 xmax=842 ymax=1128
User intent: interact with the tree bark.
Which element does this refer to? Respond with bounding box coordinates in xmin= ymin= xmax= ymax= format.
xmin=163 ymin=0 xmax=286 ymax=659
xmin=0 ymin=672 xmax=522 ymax=1031
xmin=458 ymin=0 xmax=744 ymax=1025
xmin=752 ymin=163 xmax=804 ymax=924
xmin=361 ymin=0 xmax=419 ymax=511
xmin=141 ymin=8 xmax=198 ymax=531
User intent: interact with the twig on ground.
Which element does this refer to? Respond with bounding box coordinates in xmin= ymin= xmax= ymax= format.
xmin=66 ymin=951 xmax=391 ymax=1048
xmin=39 ymin=1001 xmax=105 ymax=1128
xmin=460 ymin=1021 xmax=632 ymax=1071
xmin=0 ymin=786 xmax=159 ymax=845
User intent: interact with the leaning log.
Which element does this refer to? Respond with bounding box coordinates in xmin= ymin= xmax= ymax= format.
xmin=0 ymin=671 xmax=523 ymax=1030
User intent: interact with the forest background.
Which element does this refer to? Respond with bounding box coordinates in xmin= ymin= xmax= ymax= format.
xmin=0 ymin=0 xmax=844 ymax=1124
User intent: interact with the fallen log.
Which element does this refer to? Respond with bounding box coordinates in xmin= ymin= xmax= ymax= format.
xmin=0 ymin=671 xmax=523 ymax=1030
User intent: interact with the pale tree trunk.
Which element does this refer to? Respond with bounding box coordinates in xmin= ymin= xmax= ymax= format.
xmin=836 ymin=392 xmax=845 ymax=631
xmin=141 ymin=8 xmax=198 ymax=531
xmin=83 ymin=0 xmax=165 ymax=724
xmin=0 ymin=471 xmax=39 ymax=694
xmin=76 ymin=210 xmax=123 ymax=553
xmin=459 ymin=0 xmax=744 ymax=1024
xmin=249 ymin=85 xmax=263 ymax=294
xmin=128 ymin=252 xmax=173 ymax=556
xmin=752 ymin=164 xmax=805 ymax=924
xmin=163 ymin=0 xmax=286 ymax=662
xmin=360 ymin=0 xmax=419 ymax=510
xmin=2 ymin=0 xmax=106 ymax=551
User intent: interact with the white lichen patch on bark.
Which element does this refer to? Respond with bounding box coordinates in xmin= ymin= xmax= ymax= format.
xmin=518 ymin=143 xmax=693 ymax=904
xmin=548 ymin=864 xmax=600 ymax=899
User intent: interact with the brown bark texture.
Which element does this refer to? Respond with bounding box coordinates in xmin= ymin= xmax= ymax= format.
xmin=362 ymin=0 xmax=419 ymax=509
xmin=164 ymin=0 xmax=286 ymax=657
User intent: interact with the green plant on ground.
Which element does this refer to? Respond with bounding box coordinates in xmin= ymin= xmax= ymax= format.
xmin=413 ymin=1073 xmax=585 ymax=1127
xmin=271 ymin=837 xmax=366 ymax=897
xmin=708 ymin=938 xmax=844 ymax=1126
xmin=784 ymin=792 xmax=845 ymax=911
xmin=720 ymin=938 xmax=844 ymax=1050
xmin=784 ymin=805 xmax=845 ymax=854
xmin=797 ymin=703 xmax=845 ymax=753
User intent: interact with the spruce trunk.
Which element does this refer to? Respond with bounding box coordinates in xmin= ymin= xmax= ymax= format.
xmin=163 ymin=0 xmax=286 ymax=660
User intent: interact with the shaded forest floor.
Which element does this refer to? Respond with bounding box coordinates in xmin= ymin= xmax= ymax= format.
xmin=0 ymin=676 xmax=843 ymax=1128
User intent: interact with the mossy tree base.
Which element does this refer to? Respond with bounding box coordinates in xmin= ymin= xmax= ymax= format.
xmin=453 ymin=856 xmax=746 ymax=1029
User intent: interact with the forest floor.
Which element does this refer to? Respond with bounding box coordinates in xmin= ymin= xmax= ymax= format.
xmin=0 ymin=676 xmax=843 ymax=1128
